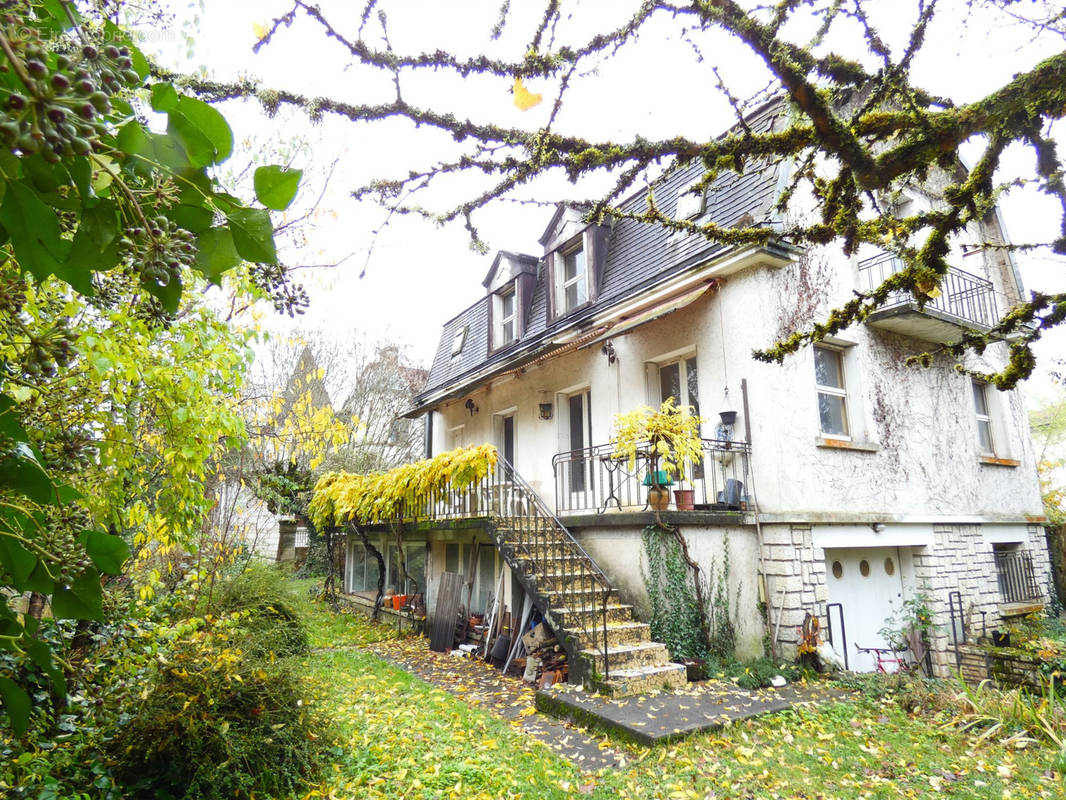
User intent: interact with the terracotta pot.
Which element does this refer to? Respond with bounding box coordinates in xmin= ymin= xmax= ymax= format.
xmin=674 ymin=489 xmax=695 ymax=511
xmin=647 ymin=486 xmax=671 ymax=511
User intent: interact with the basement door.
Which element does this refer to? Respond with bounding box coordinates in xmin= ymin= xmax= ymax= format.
xmin=824 ymin=547 xmax=905 ymax=672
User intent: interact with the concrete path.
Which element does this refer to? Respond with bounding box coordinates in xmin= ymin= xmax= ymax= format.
xmin=366 ymin=636 xmax=843 ymax=767
xmin=537 ymin=681 xmax=846 ymax=746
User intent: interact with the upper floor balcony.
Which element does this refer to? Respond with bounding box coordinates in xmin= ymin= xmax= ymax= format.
xmin=552 ymin=438 xmax=752 ymax=517
xmin=858 ymin=252 xmax=997 ymax=344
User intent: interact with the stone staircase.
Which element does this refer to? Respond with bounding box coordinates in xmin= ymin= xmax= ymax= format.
xmin=489 ymin=469 xmax=686 ymax=697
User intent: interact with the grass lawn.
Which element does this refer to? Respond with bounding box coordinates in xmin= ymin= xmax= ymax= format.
xmin=291 ymin=597 xmax=1063 ymax=799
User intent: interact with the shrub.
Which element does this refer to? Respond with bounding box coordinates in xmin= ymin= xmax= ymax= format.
xmin=106 ymin=614 xmax=332 ymax=799
xmin=205 ymin=562 xmax=310 ymax=658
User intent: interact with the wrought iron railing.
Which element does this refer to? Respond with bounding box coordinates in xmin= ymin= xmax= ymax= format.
xmin=552 ymin=438 xmax=753 ymax=515
xmin=372 ymin=457 xmax=614 ymax=682
xmin=994 ymin=549 xmax=1041 ymax=604
xmin=858 ymin=252 xmax=997 ymax=328
xmin=489 ymin=459 xmax=614 ymax=682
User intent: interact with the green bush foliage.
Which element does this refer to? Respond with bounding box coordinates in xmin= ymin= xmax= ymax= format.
xmin=205 ymin=562 xmax=310 ymax=659
xmin=106 ymin=612 xmax=332 ymax=799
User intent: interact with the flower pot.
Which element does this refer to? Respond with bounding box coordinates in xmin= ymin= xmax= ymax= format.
xmin=647 ymin=486 xmax=671 ymax=511
xmin=643 ymin=470 xmax=674 ymax=487
xmin=674 ymin=489 xmax=695 ymax=511
xmin=991 ymin=630 xmax=1010 ymax=647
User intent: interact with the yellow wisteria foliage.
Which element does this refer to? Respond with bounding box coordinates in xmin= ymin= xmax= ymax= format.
xmin=612 ymin=398 xmax=704 ymax=480
xmin=309 ymin=444 xmax=498 ymax=529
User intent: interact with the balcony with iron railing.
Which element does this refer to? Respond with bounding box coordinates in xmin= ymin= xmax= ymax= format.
xmin=858 ymin=252 xmax=997 ymax=343
xmin=552 ymin=437 xmax=753 ymax=516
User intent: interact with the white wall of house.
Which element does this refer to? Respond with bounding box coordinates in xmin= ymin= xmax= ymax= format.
xmin=213 ymin=481 xmax=282 ymax=560
xmin=429 ymin=250 xmax=1042 ymax=523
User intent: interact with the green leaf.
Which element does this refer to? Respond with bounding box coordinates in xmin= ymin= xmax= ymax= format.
xmin=0 ymin=533 xmax=37 ymax=587
xmin=0 ymin=444 xmax=55 ymax=504
xmin=0 ymin=676 xmax=31 ymax=737
xmin=143 ymin=270 xmax=183 ymax=313
xmin=51 ymin=568 xmax=103 ymax=621
xmin=195 ymin=227 xmax=243 ymax=282
xmin=254 ymin=166 xmax=302 ymax=211
xmin=150 ymin=83 xmax=180 ymax=113
xmin=227 ymin=207 xmax=278 ymax=264
xmin=79 ymin=530 xmax=130 ymax=574
xmin=168 ymin=203 xmax=214 ymax=234
xmin=0 ymin=394 xmax=27 ymax=440
xmin=167 ymin=97 xmax=233 ymax=167
xmin=63 ymin=200 xmax=120 ymax=293
xmin=23 ymin=559 xmax=56 ymax=594
xmin=0 ymin=181 xmax=71 ymax=281
xmin=25 ymin=639 xmax=66 ymax=698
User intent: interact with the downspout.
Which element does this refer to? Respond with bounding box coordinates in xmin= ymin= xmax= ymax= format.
xmin=742 ymin=377 xmax=777 ymax=662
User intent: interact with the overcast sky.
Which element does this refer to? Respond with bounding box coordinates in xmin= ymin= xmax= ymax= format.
xmin=140 ymin=0 xmax=1065 ymax=400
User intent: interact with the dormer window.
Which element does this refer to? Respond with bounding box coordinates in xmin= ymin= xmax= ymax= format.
xmin=451 ymin=326 xmax=467 ymax=357
xmin=493 ymin=285 xmax=517 ymax=349
xmin=675 ymin=177 xmax=705 ymax=220
xmin=558 ymin=244 xmax=587 ymax=314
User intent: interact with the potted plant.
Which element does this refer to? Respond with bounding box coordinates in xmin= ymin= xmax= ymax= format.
xmin=613 ymin=398 xmax=704 ymax=511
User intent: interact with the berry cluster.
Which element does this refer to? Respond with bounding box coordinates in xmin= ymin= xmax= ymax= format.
xmin=40 ymin=504 xmax=93 ymax=586
xmin=0 ymin=33 xmax=140 ymax=162
xmin=119 ymin=216 xmax=197 ymax=288
xmin=19 ymin=321 xmax=77 ymax=378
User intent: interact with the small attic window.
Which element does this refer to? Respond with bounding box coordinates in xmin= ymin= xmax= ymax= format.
xmin=675 ymin=178 xmax=705 ymax=220
xmin=451 ymin=326 xmax=467 ymax=357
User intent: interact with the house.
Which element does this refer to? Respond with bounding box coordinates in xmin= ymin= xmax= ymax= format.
xmin=341 ymin=99 xmax=1052 ymax=693
xmin=217 ymin=344 xmax=427 ymax=565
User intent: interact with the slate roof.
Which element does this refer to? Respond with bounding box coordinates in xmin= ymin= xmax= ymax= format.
xmin=414 ymin=100 xmax=786 ymax=411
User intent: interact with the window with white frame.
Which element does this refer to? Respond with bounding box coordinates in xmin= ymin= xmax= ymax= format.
xmin=972 ymin=380 xmax=994 ymax=455
xmin=451 ymin=325 xmax=467 ymax=357
xmin=494 ymin=285 xmax=517 ymax=348
xmin=814 ymin=345 xmax=849 ymax=438
xmin=557 ymin=244 xmax=588 ymax=314
xmin=675 ymin=177 xmax=705 ymax=220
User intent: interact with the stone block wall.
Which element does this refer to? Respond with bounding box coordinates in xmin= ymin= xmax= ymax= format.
xmin=909 ymin=523 xmax=1052 ymax=677
xmin=761 ymin=524 xmax=827 ymax=656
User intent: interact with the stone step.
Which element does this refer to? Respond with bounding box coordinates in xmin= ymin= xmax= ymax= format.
xmin=580 ymin=641 xmax=672 ymax=674
xmin=572 ymin=621 xmax=652 ymax=650
xmin=545 ymin=585 xmax=618 ymax=608
xmin=602 ymin=663 xmax=688 ymax=697
xmin=534 ymin=569 xmax=610 ymax=593
xmin=552 ymin=602 xmax=635 ymax=628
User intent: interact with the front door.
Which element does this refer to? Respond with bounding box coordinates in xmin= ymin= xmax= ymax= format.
xmin=824 ymin=547 xmax=906 ymax=672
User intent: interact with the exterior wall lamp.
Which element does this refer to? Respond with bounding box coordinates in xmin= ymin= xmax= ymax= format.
xmin=871 ymin=522 xmax=886 ymax=533
xmin=538 ymin=402 xmax=553 ymax=420
xmin=465 ymin=398 xmax=478 ymax=416
xmin=601 ymin=341 xmax=616 ymax=365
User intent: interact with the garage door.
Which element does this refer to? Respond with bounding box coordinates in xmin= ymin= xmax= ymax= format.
xmin=824 ymin=547 xmax=905 ymax=672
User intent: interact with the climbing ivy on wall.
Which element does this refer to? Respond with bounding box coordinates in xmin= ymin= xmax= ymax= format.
xmin=642 ymin=525 xmax=710 ymax=662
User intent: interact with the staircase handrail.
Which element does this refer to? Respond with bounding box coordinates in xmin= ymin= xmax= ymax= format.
xmin=492 ymin=455 xmax=614 ymax=681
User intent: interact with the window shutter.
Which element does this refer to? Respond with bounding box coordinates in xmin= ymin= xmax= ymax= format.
xmin=644 ymin=362 xmax=661 ymax=407
xmin=588 ymin=226 xmax=609 ymax=303
xmin=546 ymin=251 xmax=557 ymax=320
